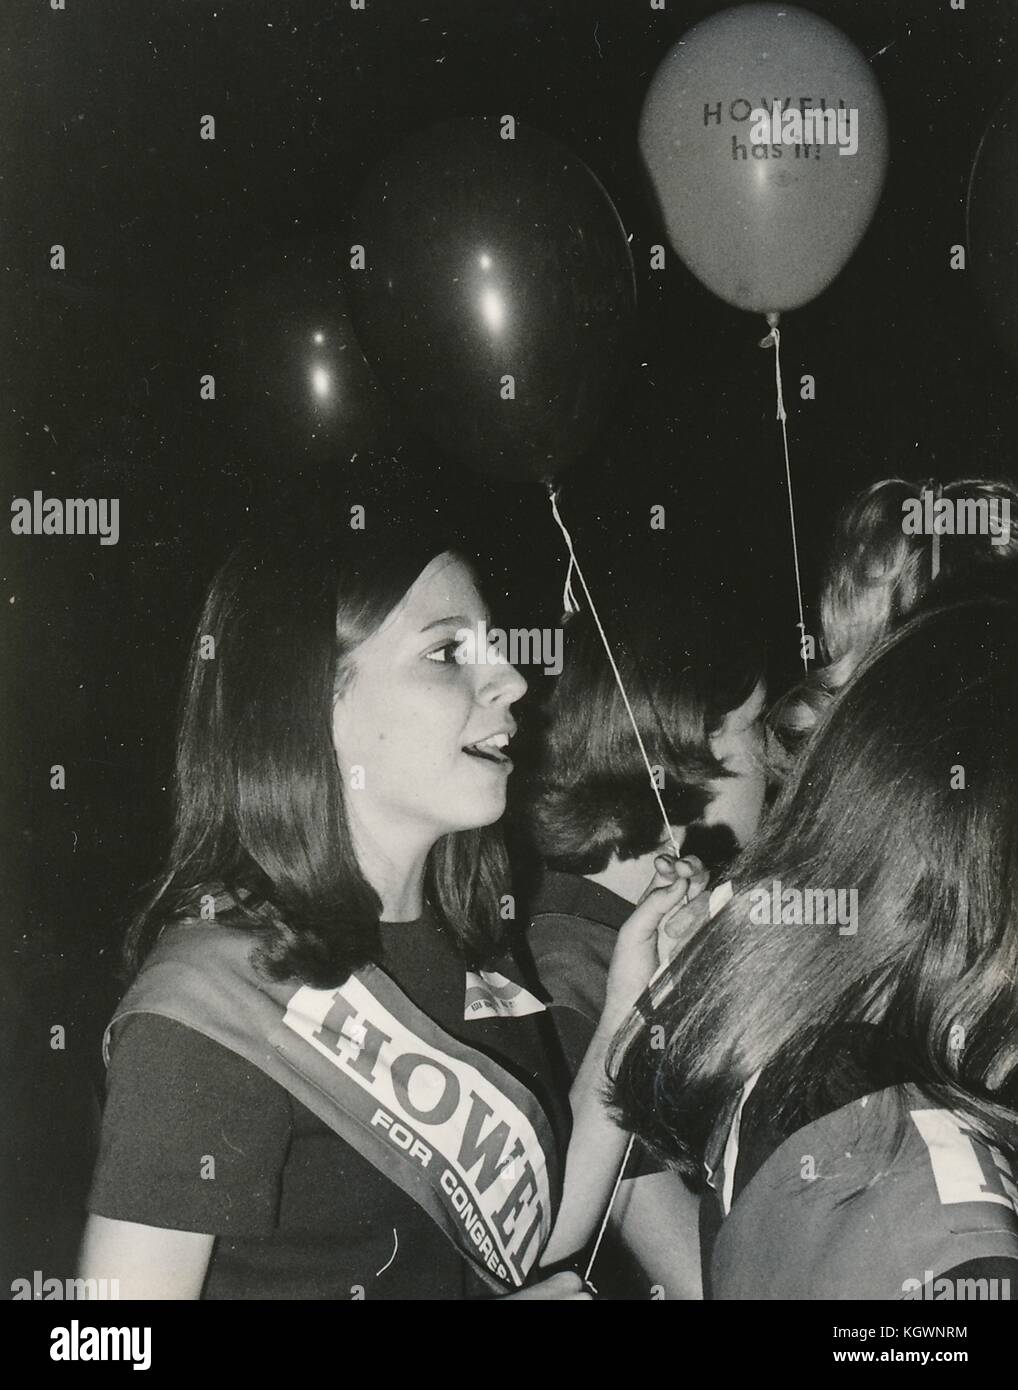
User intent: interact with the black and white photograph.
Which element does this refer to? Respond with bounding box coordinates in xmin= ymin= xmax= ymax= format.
xmin=3 ymin=0 xmax=1018 ymax=1363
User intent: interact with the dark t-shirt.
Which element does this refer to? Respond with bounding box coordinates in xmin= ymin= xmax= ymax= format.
xmin=525 ymin=869 xmax=633 ymax=1078
xmin=88 ymin=915 xmax=569 ymax=1300
xmin=525 ymin=869 xmax=663 ymax=1190
xmin=524 ymin=870 xmax=665 ymax=1297
xmin=700 ymin=1028 xmax=1018 ymax=1299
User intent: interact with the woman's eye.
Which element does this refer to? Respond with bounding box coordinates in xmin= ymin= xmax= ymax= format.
xmin=425 ymin=640 xmax=465 ymax=665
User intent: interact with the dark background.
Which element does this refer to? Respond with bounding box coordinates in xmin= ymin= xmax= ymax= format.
xmin=2 ymin=0 xmax=1017 ymax=1287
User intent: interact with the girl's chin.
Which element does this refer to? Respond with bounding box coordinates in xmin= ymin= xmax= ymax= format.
xmin=442 ymin=792 xmax=508 ymax=833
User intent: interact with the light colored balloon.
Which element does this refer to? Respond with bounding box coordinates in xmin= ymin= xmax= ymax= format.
xmin=640 ymin=3 xmax=889 ymax=315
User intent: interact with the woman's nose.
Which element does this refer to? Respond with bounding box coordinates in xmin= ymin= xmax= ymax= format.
xmin=479 ymin=654 xmax=528 ymax=704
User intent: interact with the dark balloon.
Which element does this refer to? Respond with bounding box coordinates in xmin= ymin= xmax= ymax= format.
xmin=213 ymin=237 xmax=407 ymax=466
xmin=968 ymin=78 xmax=1018 ymax=364
xmin=347 ymin=119 xmax=637 ymax=483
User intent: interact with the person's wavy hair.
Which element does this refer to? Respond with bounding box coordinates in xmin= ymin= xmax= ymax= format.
xmin=521 ymin=588 xmax=763 ymax=874
xmin=768 ymin=476 xmax=1018 ymax=775
xmin=611 ymin=596 xmax=1018 ymax=1179
xmin=124 ymin=523 xmax=509 ymax=987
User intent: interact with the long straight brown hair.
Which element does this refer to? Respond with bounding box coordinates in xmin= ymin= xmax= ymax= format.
xmin=125 ymin=518 xmax=509 ymax=987
xmin=611 ymin=596 xmax=1018 ymax=1177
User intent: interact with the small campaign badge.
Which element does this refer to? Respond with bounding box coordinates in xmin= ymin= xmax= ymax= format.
xmin=464 ymin=970 xmax=546 ymax=1020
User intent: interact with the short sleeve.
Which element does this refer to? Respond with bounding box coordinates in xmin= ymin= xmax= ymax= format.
xmin=87 ymin=1014 xmax=291 ymax=1236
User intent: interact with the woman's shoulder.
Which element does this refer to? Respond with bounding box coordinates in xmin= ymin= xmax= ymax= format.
xmin=105 ymin=912 xmax=298 ymax=1121
xmin=91 ymin=1013 xmax=295 ymax=1236
xmin=107 ymin=1011 xmax=288 ymax=1113
xmin=109 ymin=911 xmax=285 ymax=1051
xmin=709 ymin=1079 xmax=1018 ymax=1298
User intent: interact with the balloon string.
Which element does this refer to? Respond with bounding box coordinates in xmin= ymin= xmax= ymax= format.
xmin=547 ymin=486 xmax=681 ymax=861
xmin=930 ymin=480 xmax=943 ymax=580
xmin=760 ymin=319 xmax=809 ymax=677
xmin=546 ymin=487 xmax=681 ymax=1289
xmin=583 ymin=1132 xmax=636 ymax=1291
xmin=547 ymin=488 xmax=581 ymax=615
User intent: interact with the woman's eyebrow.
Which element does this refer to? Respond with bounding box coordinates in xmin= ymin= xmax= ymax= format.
xmin=419 ymin=614 xmax=472 ymax=633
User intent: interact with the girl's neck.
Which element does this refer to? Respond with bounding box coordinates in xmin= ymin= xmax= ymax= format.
xmin=354 ymin=821 xmax=433 ymax=922
xmin=378 ymin=878 xmax=427 ymax=922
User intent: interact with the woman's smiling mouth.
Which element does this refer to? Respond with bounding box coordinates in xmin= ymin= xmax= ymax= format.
xmin=462 ymin=730 xmax=514 ymax=766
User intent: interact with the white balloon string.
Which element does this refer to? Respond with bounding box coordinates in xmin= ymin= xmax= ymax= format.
xmin=546 ymin=485 xmax=679 ymax=1291
xmin=583 ymin=1132 xmax=636 ymax=1290
xmin=548 ymin=487 xmax=581 ymax=615
xmin=770 ymin=323 xmax=787 ymax=425
xmin=547 ymin=486 xmax=681 ymax=860
xmin=761 ymin=320 xmax=809 ymax=677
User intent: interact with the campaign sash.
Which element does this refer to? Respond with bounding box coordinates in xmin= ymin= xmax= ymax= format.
xmin=104 ymin=923 xmax=561 ymax=1294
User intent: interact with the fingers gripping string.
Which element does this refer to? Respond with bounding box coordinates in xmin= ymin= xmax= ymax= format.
xmin=547 ymin=486 xmax=681 ymax=861
xmin=760 ymin=316 xmax=809 ymax=677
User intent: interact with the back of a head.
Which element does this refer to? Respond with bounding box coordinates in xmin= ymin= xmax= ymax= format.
xmin=747 ymin=592 xmax=1018 ymax=1124
xmin=773 ymin=595 xmax=1018 ymax=914
xmin=613 ymin=595 xmax=1018 ymax=1169
xmin=769 ymin=475 xmax=1018 ymax=772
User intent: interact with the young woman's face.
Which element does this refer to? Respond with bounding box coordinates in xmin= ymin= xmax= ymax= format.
xmin=703 ymin=680 xmax=768 ymax=849
xmin=331 ymin=553 xmax=527 ymax=848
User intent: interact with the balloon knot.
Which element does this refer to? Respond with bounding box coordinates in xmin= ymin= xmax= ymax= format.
xmin=760 ymin=311 xmax=782 ymax=348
